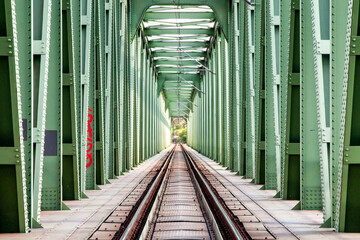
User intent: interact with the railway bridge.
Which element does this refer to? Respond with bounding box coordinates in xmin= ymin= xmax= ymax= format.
xmin=0 ymin=0 xmax=360 ymax=239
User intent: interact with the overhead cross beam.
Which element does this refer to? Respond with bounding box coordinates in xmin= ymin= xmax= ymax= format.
xmin=130 ymin=1 xmax=229 ymax=41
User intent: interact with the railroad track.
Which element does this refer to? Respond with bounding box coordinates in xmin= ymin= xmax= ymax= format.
xmin=89 ymin=144 xmax=275 ymax=240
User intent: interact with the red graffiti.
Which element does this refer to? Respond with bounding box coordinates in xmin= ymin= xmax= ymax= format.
xmin=86 ymin=108 xmax=93 ymax=168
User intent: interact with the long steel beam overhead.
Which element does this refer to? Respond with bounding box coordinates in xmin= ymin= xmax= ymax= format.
xmin=149 ymin=41 xmax=209 ymax=48
xmin=153 ymin=52 xmax=206 ymax=58
xmin=144 ymin=12 xmax=215 ymax=20
xmin=144 ymin=20 xmax=214 ymax=28
xmin=144 ymin=29 xmax=214 ymax=35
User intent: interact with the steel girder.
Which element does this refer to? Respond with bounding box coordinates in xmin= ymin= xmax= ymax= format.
xmin=129 ymin=0 xmax=230 ymax=41
xmin=0 ymin=0 xmax=171 ymax=233
xmin=187 ymin=28 xmax=232 ymax=169
xmin=1 ymin=0 xmax=360 ymax=234
xmin=186 ymin=0 xmax=359 ymax=233
xmin=140 ymin=6 xmax=214 ymax=117
xmin=280 ymin=0 xmax=301 ymax=202
xmin=264 ymin=0 xmax=281 ymax=191
xmin=252 ymin=0 xmax=267 ymax=187
xmin=84 ymin=0 xmax=97 ymax=189
xmin=35 ymin=0 xmax=63 ymax=222
xmin=0 ymin=0 xmax=29 ymax=233
xmin=244 ymin=2 xmax=256 ymax=179
xmin=301 ymin=0 xmax=328 ymax=214
xmin=336 ymin=0 xmax=360 ymax=232
xmin=62 ymin=0 xmax=81 ymax=201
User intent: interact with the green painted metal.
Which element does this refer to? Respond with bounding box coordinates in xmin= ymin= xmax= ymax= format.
xmin=232 ymin=0 xmax=241 ymax=174
xmin=62 ymin=0 xmax=80 ymax=201
xmin=331 ymin=0 xmax=351 ymax=232
xmin=264 ymin=0 xmax=281 ymax=191
xmin=19 ymin=0 xmax=33 ymax=229
xmin=0 ymin=0 xmax=172 ymax=233
xmin=2 ymin=0 xmax=360 ymax=234
xmin=254 ymin=0 xmax=265 ymax=186
xmin=336 ymin=0 xmax=360 ymax=233
xmin=129 ymin=0 xmax=229 ymax=41
xmin=83 ymin=0 xmax=97 ymax=190
xmin=39 ymin=0 xmax=63 ymax=218
xmin=187 ymin=0 xmax=357 ymax=232
xmin=280 ymin=0 xmax=298 ymax=201
xmin=301 ymin=0 xmax=331 ymax=220
xmin=0 ymin=0 xmax=29 ymax=233
xmin=244 ymin=2 xmax=255 ymax=179
xmin=104 ymin=0 xmax=115 ymax=179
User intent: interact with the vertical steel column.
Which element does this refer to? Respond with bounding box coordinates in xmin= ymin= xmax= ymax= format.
xmin=140 ymin=44 xmax=147 ymax=162
xmin=300 ymin=0 xmax=329 ymax=215
xmin=94 ymin=0 xmax=106 ymax=185
xmin=39 ymin=0 xmax=64 ymax=216
xmin=115 ymin=0 xmax=127 ymax=175
xmin=222 ymin=33 xmax=231 ymax=168
xmin=233 ymin=1 xmax=241 ymax=174
xmin=245 ymin=2 xmax=256 ymax=179
xmin=264 ymin=0 xmax=281 ymax=189
xmin=206 ymin=69 xmax=210 ymax=157
xmin=145 ymin=56 xmax=150 ymax=159
xmin=307 ymin=0 xmax=331 ymax=221
xmin=82 ymin=0 xmax=96 ymax=190
xmin=152 ymin=70 xmax=156 ymax=154
xmin=254 ymin=0 xmax=266 ymax=185
xmin=212 ymin=49 xmax=217 ymax=161
xmin=0 ymin=0 xmax=29 ymax=233
xmin=18 ymin=0 xmax=32 ymax=229
xmin=104 ymin=0 xmax=114 ymax=180
xmin=134 ymin=31 xmax=141 ymax=167
xmin=62 ymin=0 xmax=80 ymax=200
xmin=336 ymin=0 xmax=360 ymax=232
xmin=280 ymin=0 xmax=300 ymax=199
xmin=331 ymin=0 xmax=351 ymax=232
xmin=128 ymin=34 xmax=135 ymax=169
xmin=216 ymin=33 xmax=223 ymax=165
xmin=238 ymin=1 xmax=247 ymax=176
xmin=208 ymin=63 xmax=213 ymax=158
xmin=31 ymin=0 xmax=57 ymax=225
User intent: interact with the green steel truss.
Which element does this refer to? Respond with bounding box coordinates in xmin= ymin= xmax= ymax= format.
xmin=0 ymin=0 xmax=359 ymax=234
xmin=187 ymin=0 xmax=360 ymax=233
xmin=0 ymin=0 xmax=171 ymax=233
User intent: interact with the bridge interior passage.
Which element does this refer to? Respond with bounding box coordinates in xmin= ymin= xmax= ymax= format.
xmin=0 ymin=0 xmax=359 ymax=235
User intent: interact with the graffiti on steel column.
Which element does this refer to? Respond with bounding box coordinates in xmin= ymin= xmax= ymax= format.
xmin=86 ymin=108 xmax=94 ymax=168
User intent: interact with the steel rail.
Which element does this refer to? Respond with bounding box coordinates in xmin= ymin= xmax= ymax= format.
xmin=113 ymin=144 xmax=253 ymax=240
xmin=112 ymin=145 xmax=176 ymax=240
xmin=181 ymin=144 xmax=251 ymax=240
xmin=189 ymin=147 xmax=301 ymax=239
